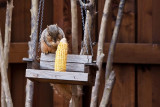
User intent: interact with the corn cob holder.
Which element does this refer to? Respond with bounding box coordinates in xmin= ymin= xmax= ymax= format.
xmin=55 ymin=38 xmax=68 ymax=72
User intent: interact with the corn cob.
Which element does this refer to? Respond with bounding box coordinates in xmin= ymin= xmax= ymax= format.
xmin=55 ymin=38 xmax=68 ymax=72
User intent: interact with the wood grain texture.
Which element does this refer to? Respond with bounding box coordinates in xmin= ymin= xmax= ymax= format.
xmin=152 ymin=0 xmax=160 ymax=106
xmin=137 ymin=0 xmax=152 ymax=106
xmin=137 ymin=65 xmax=152 ymax=107
xmin=11 ymin=0 xmax=31 ymax=42
xmin=10 ymin=64 xmax=26 ymax=107
xmin=152 ymin=0 xmax=160 ymax=43
xmin=40 ymin=53 xmax=92 ymax=63
xmin=111 ymin=65 xmax=135 ymax=107
xmin=93 ymin=43 xmax=160 ymax=64
xmin=138 ymin=0 xmax=152 ymax=43
xmin=40 ymin=61 xmax=85 ymax=72
xmin=26 ymin=69 xmax=89 ymax=85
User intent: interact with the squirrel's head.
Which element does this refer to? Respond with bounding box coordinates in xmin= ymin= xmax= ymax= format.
xmin=47 ymin=24 xmax=59 ymax=42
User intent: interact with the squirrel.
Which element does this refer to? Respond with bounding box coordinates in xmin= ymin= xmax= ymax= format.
xmin=40 ymin=24 xmax=65 ymax=53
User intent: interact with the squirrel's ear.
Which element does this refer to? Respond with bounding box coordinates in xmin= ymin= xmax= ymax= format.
xmin=55 ymin=24 xmax=58 ymax=28
xmin=47 ymin=25 xmax=50 ymax=31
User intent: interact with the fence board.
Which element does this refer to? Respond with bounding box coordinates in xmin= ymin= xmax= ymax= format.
xmin=138 ymin=0 xmax=153 ymax=106
xmin=152 ymin=1 xmax=160 ymax=106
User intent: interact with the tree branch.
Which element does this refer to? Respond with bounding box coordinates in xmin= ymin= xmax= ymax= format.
xmin=105 ymin=0 xmax=125 ymax=80
xmin=100 ymin=0 xmax=126 ymax=106
xmin=99 ymin=71 xmax=115 ymax=107
xmin=90 ymin=0 xmax=112 ymax=106
xmin=25 ymin=0 xmax=38 ymax=107
xmin=71 ymin=0 xmax=78 ymax=54
xmin=0 ymin=0 xmax=14 ymax=106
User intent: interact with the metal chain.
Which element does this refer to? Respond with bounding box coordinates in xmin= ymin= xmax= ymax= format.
xmin=37 ymin=0 xmax=45 ymax=60
xmin=30 ymin=0 xmax=43 ymax=59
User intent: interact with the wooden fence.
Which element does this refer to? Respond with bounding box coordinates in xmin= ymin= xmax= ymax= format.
xmin=0 ymin=0 xmax=160 ymax=106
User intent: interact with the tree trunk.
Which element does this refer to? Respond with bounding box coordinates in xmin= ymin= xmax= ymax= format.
xmin=71 ymin=0 xmax=78 ymax=54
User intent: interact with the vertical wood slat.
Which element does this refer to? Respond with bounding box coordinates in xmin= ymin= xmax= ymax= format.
xmin=137 ymin=0 xmax=160 ymax=106
xmin=11 ymin=0 xmax=31 ymax=42
xmin=152 ymin=0 xmax=160 ymax=43
xmin=0 ymin=1 xmax=6 ymax=38
xmin=11 ymin=64 xmax=26 ymax=107
xmin=97 ymin=0 xmax=136 ymax=106
xmin=152 ymin=0 xmax=160 ymax=106
xmin=138 ymin=0 xmax=152 ymax=43
xmin=137 ymin=0 xmax=152 ymax=106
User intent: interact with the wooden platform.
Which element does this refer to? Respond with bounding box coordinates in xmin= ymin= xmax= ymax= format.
xmin=25 ymin=53 xmax=97 ymax=85
xmin=26 ymin=69 xmax=95 ymax=85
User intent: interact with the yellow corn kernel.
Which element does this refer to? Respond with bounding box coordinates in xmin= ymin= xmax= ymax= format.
xmin=55 ymin=38 xmax=68 ymax=72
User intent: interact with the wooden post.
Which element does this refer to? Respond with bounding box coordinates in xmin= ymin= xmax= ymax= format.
xmin=25 ymin=0 xmax=38 ymax=107
xmin=90 ymin=0 xmax=112 ymax=106
xmin=0 ymin=0 xmax=14 ymax=106
xmin=100 ymin=0 xmax=125 ymax=106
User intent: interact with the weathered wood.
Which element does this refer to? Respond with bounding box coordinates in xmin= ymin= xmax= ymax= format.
xmin=0 ymin=0 xmax=14 ymax=106
xmin=40 ymin=61 xmax=85 ymax=72
xmin=26 ymin=69 xmax=90 ymax=85
xmin=40 ymin=53 xmax=92 ymax=63
xmin=25 ymin=0 xmax=38 ymax=107
xmin=100 ymin=71 xmax=115 ymax=107
xmin=90 ymin=0 xmax=112 ymax=105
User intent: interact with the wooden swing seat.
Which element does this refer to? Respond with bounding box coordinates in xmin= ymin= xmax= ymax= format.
xmin=24 ymin=53 xmax=97 ymax=86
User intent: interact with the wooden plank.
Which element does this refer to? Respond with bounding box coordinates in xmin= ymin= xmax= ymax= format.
xmin=111 ymin=65 xmax=135 ymax=107
xmin=26 ymin=69 xmax=89 ymax=85
xmin=151 ymin=66 xmax=160 ymax=107
xmin=9 ymin=43 xmax=28 ymax=63
xmin=12 ymin=0 xmax=30 ymax=42
xmin=152 ymin=1 xmax=160 ymax=106
xmin=0 ymin=0 xmax=6 ymax=38
xmin=40 ymin=53 xmax=92 ymax=63
xmin=137 ymin=0 xmax=153 ymax=106
xmin=10 ymin=64 xmax=26 ymax=107
xmin=93 ymin=43 xmax=160 ymax=64
xmin=7 ymin=42 xmax=160 ymax=64
xmin=40 ymin=61 xmax=85 ymax=72
xmin=153 ymin=0 xmax=160 ymax=43
xmin=137 ymin=65 xmax=152 ymax=107
xmin=138 ymin=0 xmax=152 ymax=43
